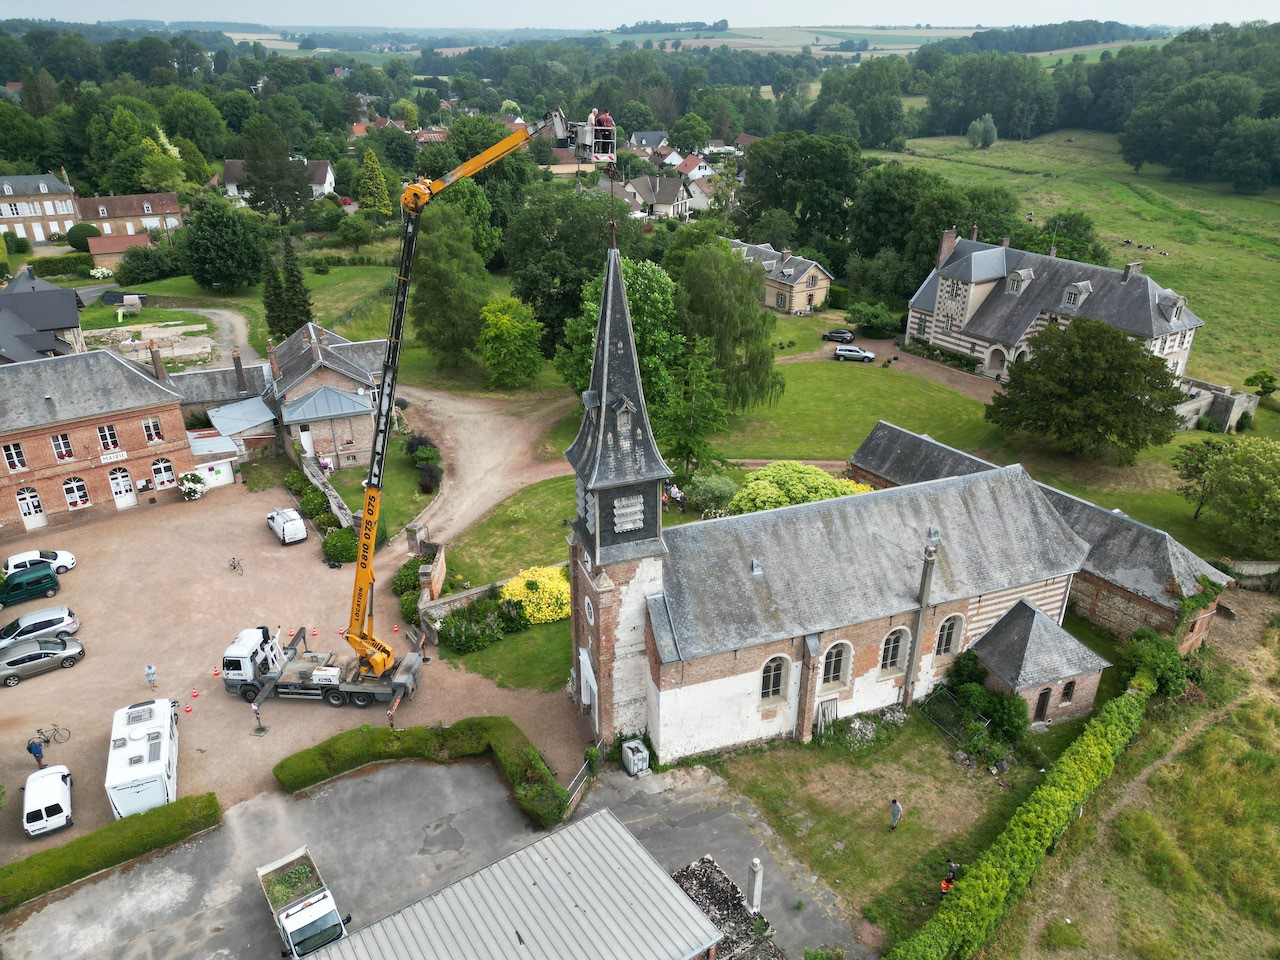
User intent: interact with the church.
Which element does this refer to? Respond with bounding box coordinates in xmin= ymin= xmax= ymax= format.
xmin=564 ymin=249 xmax=1223 ymax=764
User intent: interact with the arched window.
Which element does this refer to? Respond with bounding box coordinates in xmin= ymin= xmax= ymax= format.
xmin=63 ymin=477 xmax=89 ymax=508
xmin=761 ymin=657 xmax=786 ymax=701
xmin=98 ymin=205 xmax=107 ymax=217
xmin=935 ymin=616 xmax=963 ymax=656
xmin=38 ymin=182 xmax=48 ymax=194
xmin=1061 ymin=681 xmax=1076 ymax=704
xmin=881 ymin=628 xmax=908 ymax=671
xmin=16 ymin=487 xmax=42 ymax=518
xmin=143 ymin=202 xmax=152 ymax=214
xmin=822 ymin=644 xmax=848 ymax=686
xmin=152 ymin=458 xmax=176 ymax=488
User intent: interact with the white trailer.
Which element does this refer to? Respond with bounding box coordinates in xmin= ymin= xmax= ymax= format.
xmin=104 ymin=698 xmax=178 ymax=819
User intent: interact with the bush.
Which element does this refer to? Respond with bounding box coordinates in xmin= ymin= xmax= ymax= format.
xmin=4 ymin=232 xmax=32 ymax=254
xmin=283 ymin=469 xmax=311 ymax=495
xmin=0 ymin=793 xmax=220 ymax=914
xmin=439 ymin=593 xmax=505 ymax=654
xmin=178 ymin=472 xmax=207 ymax=501
xmin=65 ymin=223 xmax=102 ymax=252
xmin=1235 ymin=410 xmax=1254 ymax=431
xmin=322 ymin=528 xmax=358 ymax=563
xmin=685 ymin=472 xmax=738 ymax=514
xmin=406 ymin=434 xmax=441 ymax=465
xmin=1123 ymin=628 xmax=1189 ymax=698
xmin=400 ymin=588 xmax=421 ymax=626
xmin=899 ymin=340 xmax=983 ymax=374
xmin=948 ymin=650 xmax=988 ymax=687
xmin=419 ymin=463 xmax=443 ymax=493
xmin=827 ymin=284 xmax=850 ymax=310
xmin=847 ymin=301 xmax=903 ymax=339
xmin=299 ymin=488 xmax=329 ymax=519
xmin=312 ymin=262 xmax=330 ymax=275
xmin=497 ymin=597 xmax=530 ymax=633
xmin=391 ymin=555 xmax=425 ymax=596
xmin=30 ymin=252 xmax=93 ymax=278
xmin=312 ymin=512 xmax=340 ymax=534
xmin=1196 ymin=414 xmax=1222 ymax=433
xmin=499 ymin=566 xmax=570 ymax=624
xmin=985 ymin=690 xmax=1030 ymax=743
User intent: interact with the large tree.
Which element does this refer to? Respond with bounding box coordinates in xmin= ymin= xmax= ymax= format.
xmin=261 ymin=246 xmax=286 ymax=341
xmin=728 ymin=461 xmax=871 ymax=515
xmin=1203 ymin=437 xmax=1280 ymax=558
xmin=181 ymin=197 xmax=265 ymax=291
xmin=241 ymin=116 xmax=311 ymax=225
xmin=655 ymin=338 xmax=729 ymax=477
xmin=278 ymin=238 xmax=314 ymax=337
xmin=407 ymin=202 xmax=489 ymax=365
xmin=675 ymin=238 xmax=784 ymax=412
xmin=477 ymin=297 xmax=545 ymax=388
xmin=1172 ymin=437 xmax=1234 ymax=520
xmin=355 ymin=147 xmax=393 ymax=221
xmin=985 ymin=318 xmax=1183 ymax=465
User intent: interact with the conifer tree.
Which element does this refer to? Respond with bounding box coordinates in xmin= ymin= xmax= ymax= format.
xmin=261 ymin=246 xmax=286 ymax=342
xmin=278 ymin=238 xmax=313 ymax=338
xmin=356 ymin=148 xmax=392 ymax=221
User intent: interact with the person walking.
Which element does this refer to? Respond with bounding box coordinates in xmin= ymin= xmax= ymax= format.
xmin=27 ymin=738 xmax=46 ymax=770
xmin=145 ymin=664 xmax=158 ymax=691
xmin=890 ymin=797 xmax=903 ymax=831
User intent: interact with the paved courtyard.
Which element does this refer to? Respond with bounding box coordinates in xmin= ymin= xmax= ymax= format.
xmin=0 ymin=481 xmax=586 ymax=865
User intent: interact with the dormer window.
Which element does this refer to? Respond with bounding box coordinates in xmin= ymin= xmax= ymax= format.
xmin=1008 ymin=278 xmax=1022 ymax=294
xmin=1064 ymin=291 xmax=1078 ymax=306
xmin=1172 ymin=305 xmax=1181 ymax=322
xmin=2 ymin=184 xmax=11 ymax=195
xmin=1061 ymin=281 xmax=1091 ymax=311
xmin=98 ymin=205 xmax=107 ymax=216
xmin=143 ymin=202 xmax=152 ymax=214
xmin=39 ymin=182 xmax=48 ymax=194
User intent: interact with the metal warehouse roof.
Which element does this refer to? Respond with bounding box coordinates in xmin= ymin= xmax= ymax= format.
xmin=314 ymin=809 xmax=722 ymax=960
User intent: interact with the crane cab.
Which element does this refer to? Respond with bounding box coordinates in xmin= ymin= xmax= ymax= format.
xmin=571 ymin=122 xmax=616 ymax=164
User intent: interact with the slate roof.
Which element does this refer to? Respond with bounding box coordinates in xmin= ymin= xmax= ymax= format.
xmin=314 ymin=810 xmax=722 ymax=960
xmin=909 ymin=238 xmax=1202 ymax=346
xmin=271 ymin=322 xmax=380 ymax=397
xmin=630 ymin=130 xmax=668 ymax=149
xmin=727 ymin=240 xmax=833 ymax=287
xmin=972 ymin=599 xmax=1110 ymax=689
xmin=305 ymin=160 xmax=332 ymax=187
xmin=0 ymin=308 xmax=59 ymax=363
xmin=208 ymin=396 xmax=275 ymax=436
xmin=75 ymin=192 xmax=179 ymax=219
xmin=164 ymin=363 xmax=270 ymax=405
xmin=565 ymin=248 xmax=672 ymax=491
xmin=0 ymin=267 xmax=82 ymax=333
xmin=0 ymin=350 xmax=182 ymax=433
xmin=850 ymin=420 xmax=996 ymax=485
xmin=626 ymin=176 xmax=690 ymax=208
xmin=850 ymin=422 xmax=1230 ymax=613
xmin=221 ymin=159 xmax=246 ymax=186
xmin=0 ymin=174 xmax=72 ymax=196
xmin=646 ymin=467 xmax=1089 ymax=663
xmin=281 ymin=385 xmax=372 ymax=425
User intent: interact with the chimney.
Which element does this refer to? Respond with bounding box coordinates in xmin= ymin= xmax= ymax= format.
xmin=1122 ymin=262 xmax=1143 ymax=282
xmin=317 ymin=326 xmax=328 ymax=346
xmin=267 ymin=339 xmax=281 ymax=379
xmin=1048 ymin=244 xmax=1058 ymax=258
xmin=232 ymin=347 xmax=248 ymax=394
xmin=935 ymin=227 xmax=958 ymax=271
xmin=903 ymin=527 xmax=941 ymax=709
xmin=148 ymin=340 xmax=170 ymax=383
xmin=1000 ymin=237 xmax=1010 ymax=248
xmin=310 ymin=327 xmax=322 ymax=362
xmin=781 ymin=247 xmax=792 ymax=263
xmin=969 ymin=222 xmax=978 ymax=242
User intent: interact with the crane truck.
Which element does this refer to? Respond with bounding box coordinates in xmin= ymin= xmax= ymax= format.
xmin=221 ymin=110 xmax=613 ymax=714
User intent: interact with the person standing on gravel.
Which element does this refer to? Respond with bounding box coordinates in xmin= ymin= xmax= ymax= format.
xmin=145 ymin=664 xmax=158 ymax=690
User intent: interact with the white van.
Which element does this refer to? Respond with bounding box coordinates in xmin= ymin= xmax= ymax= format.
xmin=104 ymin=699 xmax=178 ymax=819
xmin=267 ymin=508 xmax=309 ymax=545
xmin=23 ymin=765 xmax=72 ymax=836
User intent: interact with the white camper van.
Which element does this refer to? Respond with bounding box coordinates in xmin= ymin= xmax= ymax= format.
xmin=104 ymin=699 xmax=179 ymax=819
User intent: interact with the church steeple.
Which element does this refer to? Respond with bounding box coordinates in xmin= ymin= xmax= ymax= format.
xmin=565 ymin=248 xmax=672 ymax=564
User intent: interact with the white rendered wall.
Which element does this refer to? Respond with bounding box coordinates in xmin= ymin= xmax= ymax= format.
xmin=653 ymin=665 xmax=800 ymax=762
xmin=611 ymin=556 xmax=664 ymax=735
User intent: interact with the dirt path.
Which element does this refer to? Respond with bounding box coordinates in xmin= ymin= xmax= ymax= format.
xmin=174 ymin=307 xmax=262 ymax=363
xmin=395 ymin=385 xmax=577 ymax=543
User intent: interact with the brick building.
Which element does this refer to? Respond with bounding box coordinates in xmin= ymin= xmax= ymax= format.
xmin=849 ymin=421 xmax=1230 ymax=653
xmin=566 ymin=250 xmax=1102 ymax=763
xmin=74 ymin=192 xmax=180 ymax=238
xmin=0 ymin=173 xmax=76 ymax=244
xmin=0 ymin=351 xmax=196 ymax=539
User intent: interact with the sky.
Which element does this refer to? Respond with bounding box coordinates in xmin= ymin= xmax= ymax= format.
xmin=26 ymin=3 xmax=1278 ymax=32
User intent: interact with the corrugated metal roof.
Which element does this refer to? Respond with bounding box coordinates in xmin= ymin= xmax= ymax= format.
xmin=208 ymin=396 xmax=275 ymax=435
xmin=314 ymin=810 xmax=722 ymax=960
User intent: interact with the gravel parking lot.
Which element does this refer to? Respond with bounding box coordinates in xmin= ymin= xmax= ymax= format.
xmin=0 ymin=481 xmax=585 ymax=866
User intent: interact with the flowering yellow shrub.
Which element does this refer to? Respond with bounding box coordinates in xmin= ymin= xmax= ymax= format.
xmin=499 ymin=566 xmax=571 ymax=624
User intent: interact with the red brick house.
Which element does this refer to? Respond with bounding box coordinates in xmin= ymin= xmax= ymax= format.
xmin=74 ymin=192 xmax=180 ymax=238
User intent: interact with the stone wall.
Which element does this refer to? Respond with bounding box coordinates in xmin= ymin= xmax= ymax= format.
xmin=1175 ymin=376 xmax=1259 ymax=432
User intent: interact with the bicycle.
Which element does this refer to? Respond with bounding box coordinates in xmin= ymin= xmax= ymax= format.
xmin=33 ymin=723 xmax=71 ymax=746
xmin=229 ymin=557 xmax=244 ymax=576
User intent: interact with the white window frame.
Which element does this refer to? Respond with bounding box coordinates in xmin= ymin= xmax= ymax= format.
xmin=51 ymin=433 xmax=73 ymax=460
xmin=761 ymin=656 xmax=787 ymax=702
xmin=1064 ymin=291 xmax=1079 ymax=307
xmin=3 ymin=442 xmax=27 ymax=471
xmin=143 ymin=202 xmax=153 ymax=214
xmin=935 ymin=616 xmax=962 ymax=656
xmin=152 ymin=458 xmax=176 ymax=488
xmin=16 ymin=486 xmax=43 ymax=517
xmin=821 ymin=644 xmax=848 ymax=687
xmin=98 ymin=205 xmax=107 ymax=217
xmin=98 ymin=424 xmax=119 ymax=451
xmin=63 ymin=476 xmax=90 ymax=508
xmin=142 ymin=417 xmax=164 ymax=443
xmin=881 ymin=628 xmax=908 ymax=672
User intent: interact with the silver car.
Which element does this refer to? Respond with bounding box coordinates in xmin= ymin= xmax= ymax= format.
xmin=0 ymin=638 xmax=85 ymax=687
xmin=0 ymin=606 xmax=79 ymax=650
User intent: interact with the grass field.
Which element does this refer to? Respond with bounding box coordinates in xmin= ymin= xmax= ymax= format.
xmin=1033 ymin=38 xmax=1168 ymax=68
xmin=76 ymin=303 xmax=206 ymax=333
xmin=595 ymin=24 xmax=976 ymax=55
xmin=328 ymin=437 xmax=433 ymax=538
xmin=437 ymin=618 xmax=571 ymax=692
xmin=868 ymin=131 xmax=1280 ymax=387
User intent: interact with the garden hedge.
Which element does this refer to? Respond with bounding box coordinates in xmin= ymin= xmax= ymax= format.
xmin=0 ymin=792 xmax=220 ymax=914
xmin=273 ymin=716 xmax=568 ymax=828
xmin=30 ymin=252 xmax=93 ymax=278
xmin=885 ymin=677 xmax=1153 ymax=960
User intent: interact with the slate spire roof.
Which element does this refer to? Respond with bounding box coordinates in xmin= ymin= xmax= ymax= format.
xmin=565 ymin=248 xmax=671 ymax=490
xmin=972 ymin=599 xmax=1111 ymax=689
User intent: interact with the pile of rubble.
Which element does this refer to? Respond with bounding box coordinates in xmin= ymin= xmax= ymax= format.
xmin=671 ymin=855 xmax=785 ymax=960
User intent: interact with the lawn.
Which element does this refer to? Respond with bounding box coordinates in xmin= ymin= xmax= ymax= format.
xmin=76 ymin=302 xmax=206 ymax=333
xmin=436 ymin=618 xmax=571 ymax=692
xmin=328 ymin=437 xmax=434 ymax=538
xmin=239 ymin=456 xmax=295 ymax=493
xmin=866 ymin=131 xmax=1280 ymax=387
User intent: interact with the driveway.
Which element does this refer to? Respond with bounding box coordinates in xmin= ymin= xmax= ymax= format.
xmin=0 ymin=483 xmax=586 ymax=866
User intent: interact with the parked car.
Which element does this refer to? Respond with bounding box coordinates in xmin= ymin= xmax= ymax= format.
xmin=340 ymin=197 xmax=353 ymax=205
xmin=834 ymin=345 xmax=877 ymax=362
xmin=0 ymin=566 xmax=60 ymax=611
xmin=4 ymin=549 xmax=76 ymax=576
xmin=822 ymin=329 xmax=857 ymax=343
xmin=267 ymin=508 xmax=309 ymax=545
xmin=0 ymin=637 xmax=84 ymax=686
xmin=22 ymin=765 xmax=73 ymax=837
xmin=0 ymin=606 xmax=79 ymax=650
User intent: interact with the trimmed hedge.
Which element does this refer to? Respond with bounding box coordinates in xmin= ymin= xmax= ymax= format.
xmin=0 ymin=792 xmax=221 ymax=914
xmin=30 ymin=252 xmax=93 ymax=278
xmin=886 ymin=680 xmax=1152 ymax=960
xmin=323 ymin=527 xmax=358 ymax=563
xmin=273 ymin=717 xmax=568 ymax=828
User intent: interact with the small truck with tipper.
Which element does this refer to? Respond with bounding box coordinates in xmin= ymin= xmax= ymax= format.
xmin=220 ymin=626 xmax=421 ymax=708
xmin=257 ymin=846 xmax=349 ymax=958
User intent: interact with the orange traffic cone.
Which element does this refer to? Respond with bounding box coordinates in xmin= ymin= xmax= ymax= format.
xmin=393 ymin=624 xmax=399 ymax=634
xmin=184 ymin=703 xmax=192 ymax=713
xmin=192 ymin=688 xmax=199 ymax=698
xmin=311 ymin=629 xmax=317 ymax=638
xmin=213 ymin=667 xmax=221 ymax=677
